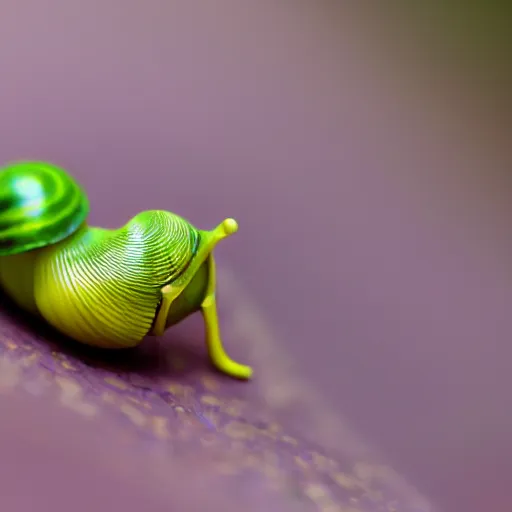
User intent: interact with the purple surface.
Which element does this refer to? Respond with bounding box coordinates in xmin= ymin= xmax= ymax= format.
xmin=0 ymin=290 xmax=430 ymax=512
xmin=0 ymin=2 xmax=510 ymax=511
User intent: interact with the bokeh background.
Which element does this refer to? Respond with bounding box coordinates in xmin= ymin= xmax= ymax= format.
xmin=0 ymin=2 xmax=511 ymax=511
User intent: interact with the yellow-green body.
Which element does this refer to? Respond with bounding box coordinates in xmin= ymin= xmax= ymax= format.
xmin=0 ymin=214 xmax=203 ymax=347
xmin=0 ymin=161 xmax=252 ymax=380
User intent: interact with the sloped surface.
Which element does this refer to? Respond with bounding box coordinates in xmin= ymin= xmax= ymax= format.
xmin=0 ymin=272 xmax=433 ymax=512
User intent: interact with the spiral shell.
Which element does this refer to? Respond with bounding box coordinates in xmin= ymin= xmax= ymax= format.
xmin=0 ymin=161 xmax=89 ymax=256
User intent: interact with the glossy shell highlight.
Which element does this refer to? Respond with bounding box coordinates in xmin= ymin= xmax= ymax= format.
xmin=0 ymin=162 xmax=89 ymax=256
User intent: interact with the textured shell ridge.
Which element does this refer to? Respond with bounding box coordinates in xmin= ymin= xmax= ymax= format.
xmin=0 ymin=161 xmax=89 ymax=256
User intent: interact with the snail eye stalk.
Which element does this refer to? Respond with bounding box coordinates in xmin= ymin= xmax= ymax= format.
xmin=201 ymin=251 xmax=253 ymax=380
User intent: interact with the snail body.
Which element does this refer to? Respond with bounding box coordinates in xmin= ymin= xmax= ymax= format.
xmin=0 ymin=161 xmax=252 ymax=380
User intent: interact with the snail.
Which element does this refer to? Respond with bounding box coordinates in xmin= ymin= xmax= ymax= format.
xmin=0 ymin=161 xmax=252 ymax=380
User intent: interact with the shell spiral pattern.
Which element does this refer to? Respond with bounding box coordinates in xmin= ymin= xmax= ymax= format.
xmin=0 ymin=162 xmax=89 ymax=256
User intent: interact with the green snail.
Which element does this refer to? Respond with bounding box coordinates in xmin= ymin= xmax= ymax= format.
xmin=0 ymin=161 xmax=252 ymax=380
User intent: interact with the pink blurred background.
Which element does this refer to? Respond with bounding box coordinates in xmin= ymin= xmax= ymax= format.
xmin=0 ymin=2 xmax=510 ymax=511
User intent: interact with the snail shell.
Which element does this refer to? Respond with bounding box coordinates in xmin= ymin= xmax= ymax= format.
xmin=0 ymin=161 xmax=89 ymax=256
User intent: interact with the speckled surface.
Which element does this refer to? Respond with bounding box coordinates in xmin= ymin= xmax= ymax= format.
xmin=0 ymin=267 xmax=432 ymax=512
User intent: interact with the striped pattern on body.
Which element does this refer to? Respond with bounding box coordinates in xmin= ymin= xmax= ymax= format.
xmin=0 ymin=162 xmax=89 ymax=256
xmin=34 ymin=210 xmax=201 ymax=347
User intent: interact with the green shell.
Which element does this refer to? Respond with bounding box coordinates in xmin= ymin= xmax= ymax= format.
xmin=0 ymin=161 xmax=89 ymax=256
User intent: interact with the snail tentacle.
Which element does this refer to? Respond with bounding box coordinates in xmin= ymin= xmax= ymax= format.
xmin=152 ymin=284 xmax=180 ymax=336
xmin=201 ymin=253 xmax=253 ymax=380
